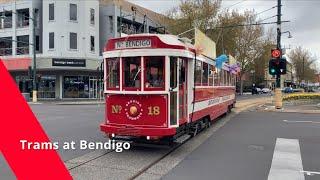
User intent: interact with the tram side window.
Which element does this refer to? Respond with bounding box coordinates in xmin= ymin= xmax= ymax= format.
xmin=145 ymin=56 xmax=165 ymax=89
xmin=214 ymin=68 xmax=220 ymax=86
xmin=123 ymin=57 xmax=141 ymax=89
xmin=106 ymin=58 xmax=119 ymax=89
xmin=208 ymin=65 xmax=214 ymax=86
xmin=170 ymin=57 xmax=177 ymax=89
xmin=195 ymin=60 xmax=202 ymax=86
xmin=202 ymin=62 xmax=208 ymax=86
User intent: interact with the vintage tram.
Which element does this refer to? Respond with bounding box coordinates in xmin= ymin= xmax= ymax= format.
xmin=100 ymin=34 xmax=237 ymax=142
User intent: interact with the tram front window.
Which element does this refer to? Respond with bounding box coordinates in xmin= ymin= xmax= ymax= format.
xmin=145 ymin=56 xmax=165 ymax=90
xmin=123 ymin=57 xmax=141 ymax=89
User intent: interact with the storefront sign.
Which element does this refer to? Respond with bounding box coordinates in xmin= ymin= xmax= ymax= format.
xmin=52 ymin=59 xmax=86 ymax=67
xmin=115 ymin=39 xmax=151 ymax=50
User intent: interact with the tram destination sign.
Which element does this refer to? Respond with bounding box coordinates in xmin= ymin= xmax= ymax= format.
xmin=52 ymin=59 xmax=86 ymax=67
xmin=115 ymin=39 xmax=151 ymax=50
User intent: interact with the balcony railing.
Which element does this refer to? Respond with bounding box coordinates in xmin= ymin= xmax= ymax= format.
xmin=17 ymin=19 xmax=29 ymax=28
xmin=0 ymin=48 xmax=12 ymax=56
xmin=16 ymin=46 xmax=29 ymax=55
xmin=0 ymin=21 xmax=13 ymax=29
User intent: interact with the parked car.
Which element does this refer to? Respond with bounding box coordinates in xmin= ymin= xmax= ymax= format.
xmin=262 ymin=88 xmax=271 ymax=93
xmin=283 ymin=87 xmax=294 ymax=93
xmin=256 ymin=88 xmax=262 ymax=94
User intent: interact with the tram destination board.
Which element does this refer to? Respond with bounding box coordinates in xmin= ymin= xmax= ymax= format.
xmin=52 ymin=59 xmax=86 ymax=67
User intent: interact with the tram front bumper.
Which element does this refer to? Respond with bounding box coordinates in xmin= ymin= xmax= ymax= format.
xmin=100 ymin=124 xmax=176 ymax=137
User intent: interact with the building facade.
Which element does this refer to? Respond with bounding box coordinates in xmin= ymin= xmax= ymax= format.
xmin=0 ymin=0 xmax=163 ymax=99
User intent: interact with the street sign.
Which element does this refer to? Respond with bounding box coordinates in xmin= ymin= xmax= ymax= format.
xmin=271 ymin=49 xmax=281 ymax=58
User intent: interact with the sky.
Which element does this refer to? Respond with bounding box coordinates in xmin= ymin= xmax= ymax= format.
xmin=128 ymin=0 xmax=320 ymax=70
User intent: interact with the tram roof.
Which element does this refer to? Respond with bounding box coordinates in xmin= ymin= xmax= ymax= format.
xmin=104 ymin=33 xmax=196 ymax=53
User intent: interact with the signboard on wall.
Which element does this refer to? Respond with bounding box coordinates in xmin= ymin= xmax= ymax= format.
xmin=52 ymin=59 xmax=86 ymax=67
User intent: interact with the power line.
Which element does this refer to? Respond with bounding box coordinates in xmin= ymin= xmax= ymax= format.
xmin=214 ymin=20 xmax=290 ymax=29
xmin=224 ymin=0 xmax=247 ymax=10
xmin=256 ymin=6 xmax=277 ymax=16
xmin=258 ymin=15 xmax=277 ymax=23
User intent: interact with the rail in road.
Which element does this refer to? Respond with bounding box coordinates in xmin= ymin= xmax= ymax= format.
xmin=65 ymin=97 xmax=270 ymax=180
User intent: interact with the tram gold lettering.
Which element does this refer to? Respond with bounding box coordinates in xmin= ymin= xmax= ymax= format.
xmin=148 ymin=106 xmax=160 ymax=116
xmin=111 ymin=105 xmax=122 ymax=114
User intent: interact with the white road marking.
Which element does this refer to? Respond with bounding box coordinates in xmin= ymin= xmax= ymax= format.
xmin=283 ymin=120 xmax=320 ymax=124
xmin=268 ymin=138 xmax=305 ymax=180
xmin=301 ymin=170 xmax=320 ymax=176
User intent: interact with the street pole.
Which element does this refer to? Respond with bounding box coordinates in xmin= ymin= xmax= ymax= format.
xmin=119 ymin=6 xmax=122 ymax=37
xmin=275 ymin=0 xmax=282 ymax=109
xmin=32 ymin=9 xmax=37 ymax=102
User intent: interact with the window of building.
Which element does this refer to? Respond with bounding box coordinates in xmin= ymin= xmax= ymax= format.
xmin=202 ymin=62 xmax=208 ymax=86
xmin=90 ymin=8 xmax=95 ymax=25
xmin=49 ymin=3 xmax=54 ymax=21
xmin=49 ymin=32 xmax=54 ymax=49
xmin=70 ymin=4 xmax=77 ymax=21
xmin=195 ymin=60 xmax=202 ymax=86
xmin=63 ymin=76 xmax=89 ymax=98
xmin=0 ymin=37 xmax=13 ymax=56
xmin=90 ymin=36 xmax=95 ymax=52
xmin=109 ymin=16 xmax=114 ymax=33
xmin=145 ymin=56 xmax=165 ymax=90
xmin=38 ymin=75 xmax=56 ymax=98
xmin=69 ymin=32 xmax=77 ymax=49
xmin=17 ymin=35 xmax=29 ymax=55
xmin=106 ymin=58 xmax=120 ymax=89
xmin=123 ymin=57 xmax=141 ymax=89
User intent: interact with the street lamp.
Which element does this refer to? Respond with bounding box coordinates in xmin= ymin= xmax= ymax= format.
xmin=281 ymin=31 xmax=292 ymax=39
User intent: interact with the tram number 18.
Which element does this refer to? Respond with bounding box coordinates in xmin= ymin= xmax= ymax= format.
xmin=148 ymin=106 xmax=160 ymax=116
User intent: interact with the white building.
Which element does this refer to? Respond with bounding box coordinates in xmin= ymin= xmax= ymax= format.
xmin=0 ymin=0 xmax=164 ymax=99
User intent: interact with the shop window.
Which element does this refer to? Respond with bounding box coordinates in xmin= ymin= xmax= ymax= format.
xmin=145 ymin=56 xmax=165 ymax=90
xmin=106 ymin=58 xmax=120 ymax=89
xmin=63 ymin=76 xmax=89 ymax=98
xmin=202 ymin=62 xmax=208 ymax=86
xmin=38 ymin=75 xmax=56 ymax=98
xmin=123 ymin=57 xmax=141 ymax=89
xmin=195 ymin=60 xmax=202 ymax=86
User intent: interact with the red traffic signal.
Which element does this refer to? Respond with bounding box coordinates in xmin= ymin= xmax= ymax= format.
xmin=271 ymin=49 xmax=281 ymax=58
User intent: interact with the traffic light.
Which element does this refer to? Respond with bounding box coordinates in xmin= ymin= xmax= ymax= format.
xmin=269 ymin=58 xmax=278 ymax=75
xmin=269 ymin=58 xmax=287 ymax=75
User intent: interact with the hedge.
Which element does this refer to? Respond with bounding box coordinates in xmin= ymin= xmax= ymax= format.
xmin=283 ymin=93 xmax=320 ymax=101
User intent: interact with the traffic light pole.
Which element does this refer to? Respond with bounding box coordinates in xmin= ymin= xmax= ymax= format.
xmin=32 ymin=9 xmax=37 ymax=103
xmin=275 ymin=0 xmax=282 ymax=109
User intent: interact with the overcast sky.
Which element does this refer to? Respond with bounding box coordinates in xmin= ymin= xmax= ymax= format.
xmin=128 ymin=0 xmax=320 ymax=69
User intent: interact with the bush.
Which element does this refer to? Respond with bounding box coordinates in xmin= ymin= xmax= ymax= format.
xmin=283 ymin=93 xmax=320 ymax=101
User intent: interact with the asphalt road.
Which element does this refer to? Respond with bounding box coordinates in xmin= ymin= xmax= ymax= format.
xmin=164 ymin=112 xmax=320 ymax=180
xmin=0 ymin=94 xmax=268 ymax=179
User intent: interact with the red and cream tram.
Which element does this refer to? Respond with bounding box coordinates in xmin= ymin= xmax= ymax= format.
xmin=100 ymin=34 xmax=237 ymax=142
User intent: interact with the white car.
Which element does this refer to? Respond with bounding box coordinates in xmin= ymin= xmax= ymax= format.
xmin=256 ymin=88 xmax=262 ymax=94
xmin=262 ymin=88 xmax=271 ymax=93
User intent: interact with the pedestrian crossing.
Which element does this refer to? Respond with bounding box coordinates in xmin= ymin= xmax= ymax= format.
xmin=268 ymin=138 xmax=320 ymax=180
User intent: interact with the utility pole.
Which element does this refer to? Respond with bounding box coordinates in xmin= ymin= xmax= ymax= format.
xmin=276 ymin=0 xmax=281 ymax=88
xmin=32 ymin=9 xmax=37 ymax=103
xmin=274 ymin=0 xmax=282 ymax=109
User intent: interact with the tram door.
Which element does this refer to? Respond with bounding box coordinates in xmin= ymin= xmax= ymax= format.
xmin=178 ymin=58 xmax=188 ymax=124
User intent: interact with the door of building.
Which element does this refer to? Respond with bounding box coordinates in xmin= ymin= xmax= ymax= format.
xmin=89 ymin=78 xmax=97 ymax=99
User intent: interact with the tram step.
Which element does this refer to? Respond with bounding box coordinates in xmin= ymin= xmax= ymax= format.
xmin=175 ymin=134 xmax=191 ymax=144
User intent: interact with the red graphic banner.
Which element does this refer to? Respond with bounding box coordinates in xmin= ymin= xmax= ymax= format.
xmin=0 ymin=60 xmax=72 ymax=179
